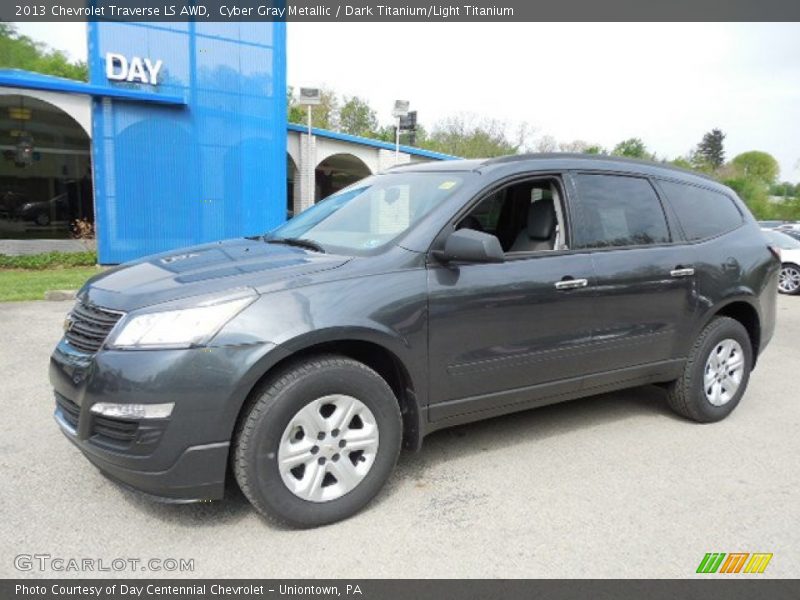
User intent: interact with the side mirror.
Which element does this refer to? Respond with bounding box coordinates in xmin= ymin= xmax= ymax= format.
xmin=436 ymin=228 xmax=505 ymax=264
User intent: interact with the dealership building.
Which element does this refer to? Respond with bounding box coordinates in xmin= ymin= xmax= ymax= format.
xmin=0 ymin=22 xmax=452 ymax=263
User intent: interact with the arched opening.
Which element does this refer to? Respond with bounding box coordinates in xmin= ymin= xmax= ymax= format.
xmin=315 ymin=153 xmax=371 ymax=202
xmin=0 ymin=94 xmax=93 ymax=240
xmin=287 ymin=152 xmax=298 ymax=219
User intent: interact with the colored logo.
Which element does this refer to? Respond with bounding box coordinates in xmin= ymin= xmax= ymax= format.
xmin=697 ymin=552 xmax=773 ymax=574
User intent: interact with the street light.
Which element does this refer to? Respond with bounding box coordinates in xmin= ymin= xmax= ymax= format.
xmin=298 ymin=88 xmax=322 ymax=207
xmin=392 ymin=100 xmax=410 ymax=164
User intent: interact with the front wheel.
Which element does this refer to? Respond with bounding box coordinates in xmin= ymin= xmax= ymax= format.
xmin=233 ymin=355 xmax=402 ymax=527
xmin=665 ymin=316 xmax=753 ymax=423
xmin=779 ymin=263 xmax=800 ymax=295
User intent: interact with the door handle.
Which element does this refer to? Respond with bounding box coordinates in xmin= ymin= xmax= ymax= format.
xmin=670 ymin=267 xmax=695 ymax=278
xmin=554 ymin=278 xmax=588 ymax=290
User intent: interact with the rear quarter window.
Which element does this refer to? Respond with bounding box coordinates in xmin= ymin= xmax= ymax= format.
xmin=658 ymin=180 xmax=743 ymax=241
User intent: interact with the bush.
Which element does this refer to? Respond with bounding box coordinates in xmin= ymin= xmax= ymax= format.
xmin=0 ymin=251 xmax=97 ymax=270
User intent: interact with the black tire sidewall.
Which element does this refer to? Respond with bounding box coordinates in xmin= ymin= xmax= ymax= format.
xmin=239 ymin=358 xmax=402 ymax=527
xmin=687 ymin=319 xmax=753 ymax=422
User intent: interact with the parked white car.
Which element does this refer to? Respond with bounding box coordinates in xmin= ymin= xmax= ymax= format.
xmin=763 ymin=228 xmax=800 ymax=295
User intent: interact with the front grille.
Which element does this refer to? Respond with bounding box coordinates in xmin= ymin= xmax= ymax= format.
xmin=64 ymin=301 xmax=124 ymax=353
xmin=55 ymin=393 xmax=80 ymax=430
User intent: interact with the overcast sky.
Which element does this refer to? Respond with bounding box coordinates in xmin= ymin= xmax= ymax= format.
xmin=14 ymin=22 xmax=800 ymax=182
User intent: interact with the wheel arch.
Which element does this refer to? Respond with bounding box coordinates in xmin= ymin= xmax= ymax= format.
xmin=229 ymin=330 xmax=425 ymax=457
xmin=702 ymin=298 xmax=762 ymax=367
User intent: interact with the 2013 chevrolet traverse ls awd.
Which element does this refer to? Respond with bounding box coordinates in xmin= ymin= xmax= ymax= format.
xmin=51 ymin=155 xmax=779 ymax=527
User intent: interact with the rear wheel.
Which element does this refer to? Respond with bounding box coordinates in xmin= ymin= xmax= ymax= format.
xmin=779 ymin=263 xmax=800 ymax=295
xmin=233 ymin=355 xmax=402 ymax=527
xmin=665 ymin=316 xmax=752 ymax=423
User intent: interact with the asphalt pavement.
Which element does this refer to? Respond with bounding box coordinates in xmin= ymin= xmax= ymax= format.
xmin=1 ymin=297 xmax=798 ymax=578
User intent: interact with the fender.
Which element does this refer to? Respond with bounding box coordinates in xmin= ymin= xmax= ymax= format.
xmin=688 ymin=292 xmax=763 ymax=362
xmin=218 ymin=325 xmax=429 ymax=453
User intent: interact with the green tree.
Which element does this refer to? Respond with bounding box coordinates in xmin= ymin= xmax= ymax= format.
xmin=420 ymin=116 xmax=521 ymax=158
xmin=670 ymin=156 xmax=694 ymax=170
xmin=583 ymin=145 xmax=606 ymax=155
xmin=770 ymin=182 xmax=797 ymax=199
xmin=0 ymin=23 xmax=87 ymax=80
xmin=731 ymin=151 xmax=780 ymax=185
xmin=772 ymin=197 xmax=800 ymax=221
xmin=694 ymin=128 xmax=726 ymax=170
xmin=286 ymin=86 xmax=338 ymax=130
xmin=724 ymin=176 xmax=772 ymax=219
xmin=611 ymin=138 xmax=651 ymax=160
xmin=338 ymin=96 xmax=378 ymax=137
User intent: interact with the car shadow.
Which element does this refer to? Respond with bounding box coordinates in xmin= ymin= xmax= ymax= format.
xmin=375 ymin=383 xmax=683 ymax=507
xmin=117 ymin=383 xmax=681 ymax=529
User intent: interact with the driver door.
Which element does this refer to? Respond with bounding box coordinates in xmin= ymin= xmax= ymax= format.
xmin=426 ymin=175 xmax=596 ymax=422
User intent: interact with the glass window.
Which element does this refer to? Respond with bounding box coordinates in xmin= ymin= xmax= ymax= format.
xmin=269 ymin=172 xmax=466 ymax=255
xmin=659 ymin=180 xmax=743 ymax=241
xmin=1 ymin=95 xmax=93 ymax=242
xmin=572 ymin=174 xmax=670 ymax=248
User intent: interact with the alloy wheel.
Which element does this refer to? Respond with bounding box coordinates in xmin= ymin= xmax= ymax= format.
xmin=779 ymin=265 xmax=800 ymax=294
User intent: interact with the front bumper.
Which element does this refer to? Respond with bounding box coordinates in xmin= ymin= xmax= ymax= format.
xmin=50 ymin=338 xmax=280 ymax=501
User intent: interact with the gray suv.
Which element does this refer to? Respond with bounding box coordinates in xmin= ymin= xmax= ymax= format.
xmin=50 ymin=154 xmax=779 ymax=527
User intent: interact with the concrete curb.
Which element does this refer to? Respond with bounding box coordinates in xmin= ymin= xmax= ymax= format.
xmin=44 ymin=289 xmax=77 ymax=301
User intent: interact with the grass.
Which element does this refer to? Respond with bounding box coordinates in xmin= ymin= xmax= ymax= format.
xmin=0 ymin=251 xmax=97 ymax=269
xmin=0 ymin=267 xmax=101 ymax=302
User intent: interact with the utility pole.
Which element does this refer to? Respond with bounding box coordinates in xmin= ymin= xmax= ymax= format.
xmin=392 ymin=100 xmax=410 ymax=165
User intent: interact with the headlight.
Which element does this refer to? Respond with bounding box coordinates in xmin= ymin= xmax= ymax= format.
xmin=107 ymin=295 xmax=255 ymax=349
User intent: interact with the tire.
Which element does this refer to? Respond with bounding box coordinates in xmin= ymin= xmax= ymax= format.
xmin=778 ymin=263 xmax=800 ymax=295
xmin=665 ymin=316 xmax=753 ymax=423
xmin=35 ymin=212 xmax=50 ymax=226
xmin=233 ymin=355 xmax=402 ymax=527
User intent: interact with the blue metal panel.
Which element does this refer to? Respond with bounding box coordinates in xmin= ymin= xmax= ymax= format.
xmin=0 ymin=69 xmax=185 ymax=105
xmin=89 ymin=22 xmax=287 ymax=264
xmin=286 ymin=123 xmax=457 ymax=161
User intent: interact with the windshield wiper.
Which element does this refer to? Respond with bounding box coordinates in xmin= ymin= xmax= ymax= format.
xmin=265 ymin=237 xmax=325 ymax=253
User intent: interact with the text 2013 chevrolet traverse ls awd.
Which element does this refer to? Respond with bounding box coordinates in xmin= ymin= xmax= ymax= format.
xmin=51 ymin=155 xmax=779 ymax=527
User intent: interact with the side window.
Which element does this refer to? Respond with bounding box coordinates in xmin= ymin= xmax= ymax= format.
xmin=465 ymin=190 xmax=504 ymax=232
xmin=456 ymin=178 xmax=565 ymax=254
xmin=658 ymin=180 xmax=743 ymax=241
xmin=572 ymin=174 xmax=670 ymax=249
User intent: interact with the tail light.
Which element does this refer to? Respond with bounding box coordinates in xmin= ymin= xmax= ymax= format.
xmin=768 ymin=245 xmax=781 ymax=261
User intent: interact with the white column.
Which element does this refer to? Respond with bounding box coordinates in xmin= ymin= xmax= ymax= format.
xmin=291 ymin=162 xmax=302 ymax=216
xmin=378 ymin=148 xmax=410 ymax=172
xmin=297 ymin=133 xmax=317 ymax=213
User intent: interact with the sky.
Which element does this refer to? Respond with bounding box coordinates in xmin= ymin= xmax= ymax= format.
xmin=13 ymin=22 xmax=800 ymax=182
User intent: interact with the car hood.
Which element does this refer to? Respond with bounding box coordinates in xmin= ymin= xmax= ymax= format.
xmin=81 ymin=238 xmax=350 ymax=312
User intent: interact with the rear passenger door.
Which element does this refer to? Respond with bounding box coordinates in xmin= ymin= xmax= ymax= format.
xmin=567 ymin=172 xmax=698 ymax=379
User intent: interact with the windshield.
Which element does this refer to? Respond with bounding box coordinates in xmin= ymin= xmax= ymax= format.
xmin=268 ymin=172 xmax=465 ymax=254
xmin=764 ymin=229 xmax=800 ymax=250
